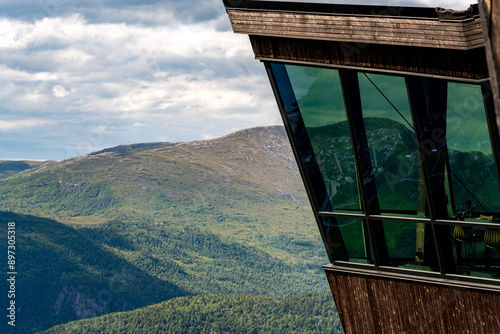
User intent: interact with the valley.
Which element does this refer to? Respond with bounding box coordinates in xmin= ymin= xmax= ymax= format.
xmin=0 ymin=126 xmax=339 ymax=333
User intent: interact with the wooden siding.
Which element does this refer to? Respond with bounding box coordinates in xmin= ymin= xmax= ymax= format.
xmin=228 ymin=9 xmax=484 ymax=50
xmin=326 ymin=270 xmax=500 ymax=334
xmin=250 ymin=35 xmax=489 ymax=80
xmin=480 ymin=0 xmax=500 ymax=129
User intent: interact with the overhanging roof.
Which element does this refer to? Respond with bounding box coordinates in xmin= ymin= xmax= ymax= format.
xmin=223 ymin=1 xmax=489 ymax=80
xmin=224 ymin=1 xmax=484 ymax=50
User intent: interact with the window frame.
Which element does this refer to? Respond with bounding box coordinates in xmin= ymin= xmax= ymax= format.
xmin=264 ymin=59 xmax=500 ymax=288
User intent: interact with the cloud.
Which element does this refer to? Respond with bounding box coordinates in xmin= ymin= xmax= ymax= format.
xmin=0 ymin=66 xmax=58 ymax=82
xmin=0 ymin=0 xmax=226 ymax=27
xmin=0 ymin=8 xmax=278 ymax=160
xmin=0 ymin=119 xmax=52 ymax=131
xmin=411 ymin=0 xmax=474 ymax=9
xmin=0 ymin=0 xmax=479 ymax=160
xmin=53 ymin=85 xmax=70 ymax=97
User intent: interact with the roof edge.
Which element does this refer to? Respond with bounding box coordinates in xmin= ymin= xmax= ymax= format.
xmin=223 ymin=1 xmax=479 ymax=21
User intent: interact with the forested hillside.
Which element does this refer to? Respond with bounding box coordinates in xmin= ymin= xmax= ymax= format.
xmin=0 ymin=126 xmax=341 ymax=333
xmin=79 ymin=220 xmax=327 ymax=296
xmin=42 ymin=293 xmax=343 ymax=334
xmin=0 ymin=126 xmax=319 ymax=251
xmin=0 ymin=126 xmax=331 ymax=293
xmin=0 ymin=212 xmax=188 ymax=334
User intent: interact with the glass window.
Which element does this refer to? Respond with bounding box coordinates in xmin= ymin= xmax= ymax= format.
xmin=272 ymin=63 xmax=362 ymax=212
xmin=381 ymin=220 xmax=439 ymax=272
xmin=321 ymin=216 xmax=373 ymax=264
xmin=287 ymin=65 xmax=361 ymax=212
xmin=358 ymin=73 xmax=422 ymax=216
xmin=449 ymin=224 xmax=500 ymax=279
xmin=269 ymin=62 xmax=500 ymax=282
xmin=446 ymin=82 xmax=500 ymax=218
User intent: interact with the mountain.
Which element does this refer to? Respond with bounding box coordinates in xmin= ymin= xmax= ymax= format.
xmin=307 ymin=117 xmax=420 ymax=212
xmin=89 ymin=142 xmax=175 ymax=155
xmin=0 ymin=126 xmax=333 ymax=332
xmin=0 ymin=212 xmax=188 ymax=334
xmin=42 ymin=292 xmax=343 ymax=334
xmin=0 ymin=126 xmax=311 ymax=233
xmin=0 ymin=160 xmax=55 ymax=180
xmin=0 ymin=126 xmax=326 ymax=287
xmin=1 ymin=122 xmax=491 ymax=333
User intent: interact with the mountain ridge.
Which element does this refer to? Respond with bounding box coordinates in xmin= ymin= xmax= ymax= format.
xmin=0 ymin=160 xmax=56 ymax=180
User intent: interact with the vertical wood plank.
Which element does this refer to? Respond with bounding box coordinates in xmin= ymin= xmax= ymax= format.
xmin=326 ymin=271 xmax=500 ymax=334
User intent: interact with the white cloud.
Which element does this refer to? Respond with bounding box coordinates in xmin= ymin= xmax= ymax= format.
xmin=0 ymin=119 xmax=51 ymax=131
xmin=412 ymin=0 xmax=475 ymax=9
xmin=0 ymin=66 xmax=58 ymax=82
xmin=0 ymin=10 xmax=277 ymax=159
xmin=53 ymin=85 xmax=70 ymax=97
xmin=0 ymin=0 xmax=478 ymax=160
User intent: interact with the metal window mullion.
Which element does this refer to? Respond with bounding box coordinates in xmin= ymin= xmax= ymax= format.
xmin=263 ymin=61 xmax=345 ymax=263
xmin=405 ymin=76 xmax=445 ymax=276
xmin=339 ymin=69 xmax=389 ymax=267
xmin=339 ymin=69 xmax=377 ymax=266
xmin=406 ymin=77 xmax=439 ymax=220
xmin=319 ymin=211 xmax=500 ymax=229
xmin=405 ymin=76 xmax=456 ymax=275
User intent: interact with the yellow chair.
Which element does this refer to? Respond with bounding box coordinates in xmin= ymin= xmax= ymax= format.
xmin=453 ymin=225 xmax=475 ymax=243
xmin=484 ymin=228 xmax=500 ymax=250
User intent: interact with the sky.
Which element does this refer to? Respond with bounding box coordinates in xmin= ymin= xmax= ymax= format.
xmin=0 ymin=0 xmax=477 ymax=160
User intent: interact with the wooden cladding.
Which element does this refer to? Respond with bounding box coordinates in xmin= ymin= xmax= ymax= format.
xmin=479 ymin=0 xmax=500 ymax=128
xmin=227 ymin=9 xmax=485 ymax=50
xmin=250 ymin=36 xmax=489 ymax=80
xmin=326 ymin=270 xmax=500 ymax=334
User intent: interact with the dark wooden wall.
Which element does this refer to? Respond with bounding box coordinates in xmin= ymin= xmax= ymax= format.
xmin=480 ymin=0 xmax=500 ymax=78
xmin=490 ymin=1 xmax=500 ymax=80
xmin=250 ymin=35 xmax=489 ymax=80
xmin=479 ymin=0 xmax=500 ymax=130
xmin=326 ymin=270 xmax=500 ymax=334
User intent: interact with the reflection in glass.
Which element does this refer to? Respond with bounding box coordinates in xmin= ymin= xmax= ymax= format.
xmin=447 ymin=82 xmax=500 ymax=218
xmin=450 ymin=224 xmax=500 ymax=279
xmin=268 ymin=61 xmax=500 ymax=280
xmin=382 ymin=221 xmax=439 ymax=271
xmin=321 ymin=216 xmax=373 ymax=264
xmin=285 ymin=65 xmax=361 ymax=211
xmin=358 ymin=73 xmax=421 ymax=215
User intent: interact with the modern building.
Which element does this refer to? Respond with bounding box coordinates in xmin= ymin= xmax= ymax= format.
xmin=224 ymin=1 xmax=500 ymax=333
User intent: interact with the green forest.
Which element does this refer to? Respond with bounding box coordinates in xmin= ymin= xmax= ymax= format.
xmin=0 ymin=126 xmax=343 ymax=333
xmin=42 ymin=293 xmax=342 ymax=334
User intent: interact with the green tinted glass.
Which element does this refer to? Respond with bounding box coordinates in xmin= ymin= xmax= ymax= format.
xmin=382 ymin=220 xmax=439 ymax=272
xmin=450 ymin=224 xmax=500 ymax=279
xmin=358 ymin=73 xmax=421 ymax=215
xmin=447 ymin=82 xmax=500 ymax=215
xmin=322 ymin=216 xmax=373 ymax=264
xmin=286 ymin=65 xmax=361 ymax=211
